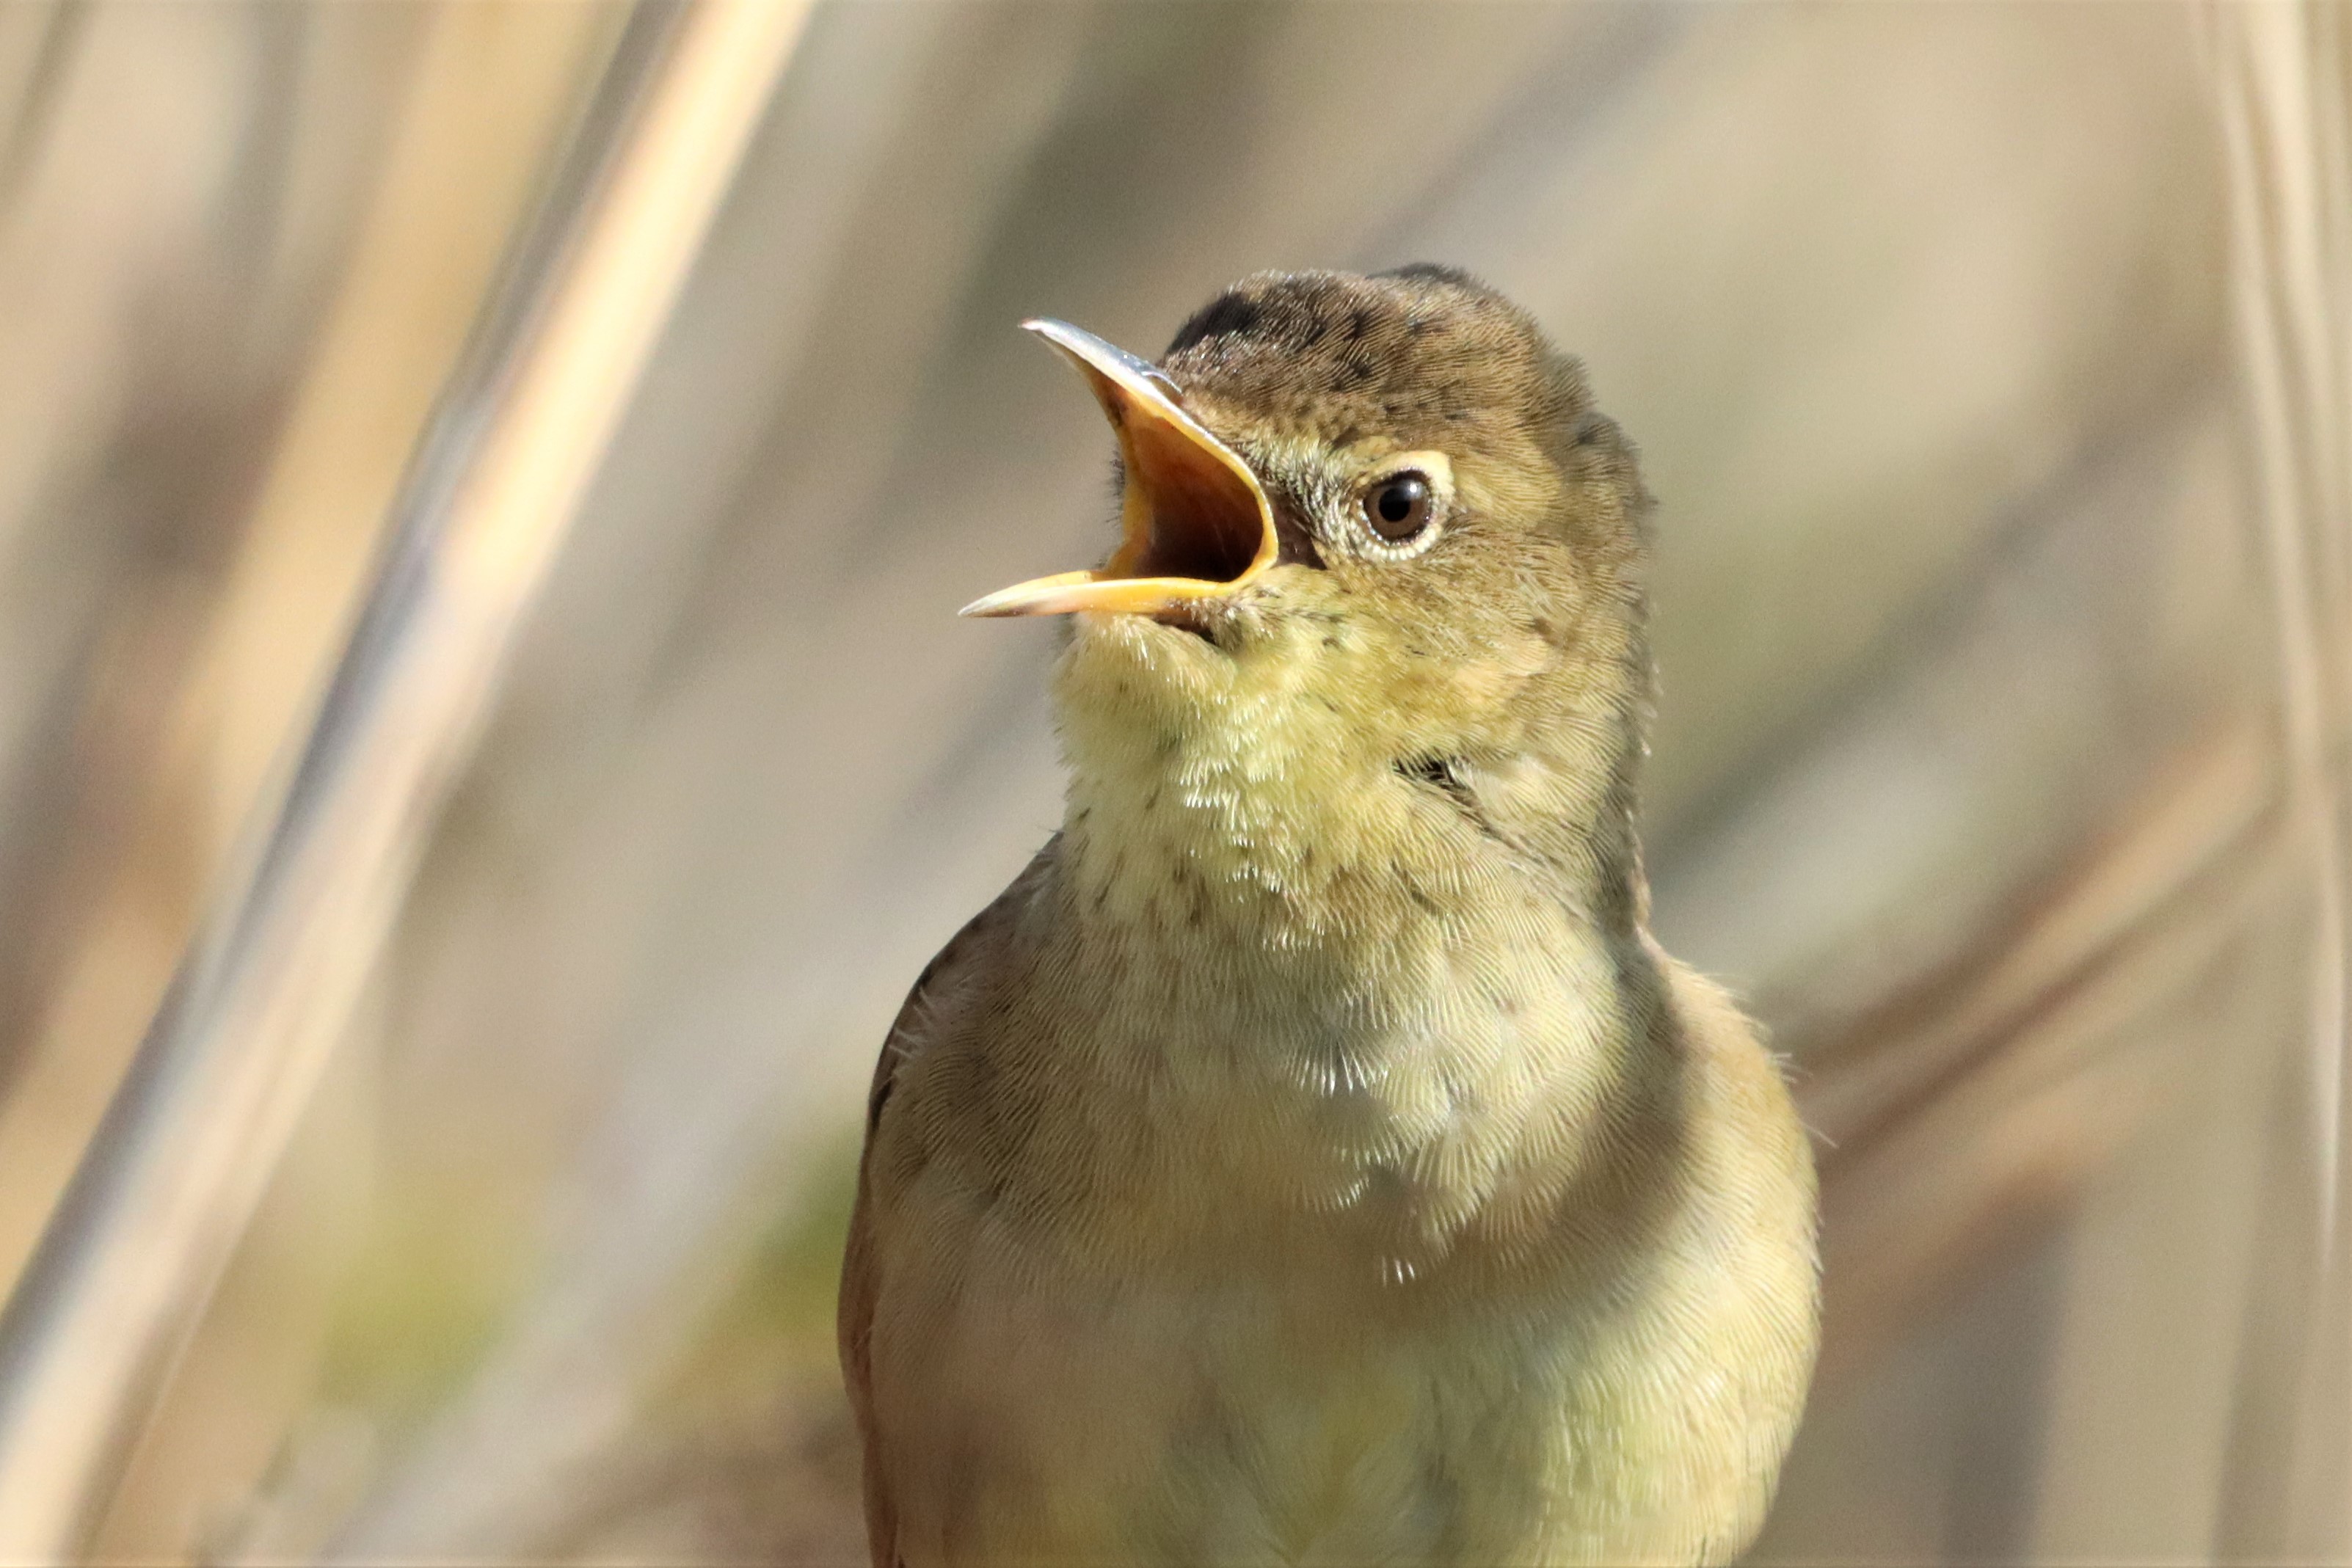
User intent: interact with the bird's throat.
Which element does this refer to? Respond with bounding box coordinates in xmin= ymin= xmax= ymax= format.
xmin=1050 ymin=610 xmax=1647 ymax=949
xmin=1032 ymin=611 xmax=1672 ymax=1283
xmin=1055 ymin=617 xmax=1430 ymax=947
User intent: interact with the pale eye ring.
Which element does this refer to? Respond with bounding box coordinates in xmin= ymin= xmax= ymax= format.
xmin=1352 ymin=453 xmax=1452 ymax=558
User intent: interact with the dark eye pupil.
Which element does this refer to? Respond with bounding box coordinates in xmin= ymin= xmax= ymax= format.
xmin=1369 ymin=473 xmax=1431 ymax=540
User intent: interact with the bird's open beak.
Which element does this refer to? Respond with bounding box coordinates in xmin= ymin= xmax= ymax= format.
xmin=958 ymin=319 xmax=1278 ymax=619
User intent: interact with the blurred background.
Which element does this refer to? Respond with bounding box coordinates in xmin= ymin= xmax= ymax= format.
xmin=0 ymin=1 xmax=2347 ymax=1561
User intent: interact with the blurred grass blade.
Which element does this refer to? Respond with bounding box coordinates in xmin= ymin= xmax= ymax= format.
xmin=0 ymin=1 xmax=809 ymax=1556
xmin=2208 ymin=1 xmax=2352 ymax=1556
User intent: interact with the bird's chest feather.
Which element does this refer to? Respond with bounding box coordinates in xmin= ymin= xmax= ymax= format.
xmin=863 ymin=776 xmax=1694 ymax=1564
xmin=1041 ymin=745 xmax=1642 ymax=1274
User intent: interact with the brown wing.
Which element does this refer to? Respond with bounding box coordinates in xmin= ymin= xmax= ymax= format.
xmin=837 ymin=1061 xmax=902 ymax=1568
xmin=837 ymin=853 xmax=1046 ymax=1568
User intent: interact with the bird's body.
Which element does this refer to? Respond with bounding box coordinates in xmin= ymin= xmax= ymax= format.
xmin=840 ymin=269 xmax=1818 ymax=1567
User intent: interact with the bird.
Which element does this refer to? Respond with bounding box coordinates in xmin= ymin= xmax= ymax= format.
xmin=837 ymin=266 xmax=1818 ymax=1567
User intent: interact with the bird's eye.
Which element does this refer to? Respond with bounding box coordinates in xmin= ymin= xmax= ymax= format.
xmin=1363 ymin=472 xmax=1434 ymax=542
xmin=1346 ymin=453 xmax=1452 ymax=559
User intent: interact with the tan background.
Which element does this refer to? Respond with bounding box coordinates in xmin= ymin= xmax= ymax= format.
xmin=0 ymin=2 xmax=2346 ymax=1561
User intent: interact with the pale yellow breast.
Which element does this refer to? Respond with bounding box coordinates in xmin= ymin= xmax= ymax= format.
xmin=859 ymin=882 xmax=1817 ymax=1567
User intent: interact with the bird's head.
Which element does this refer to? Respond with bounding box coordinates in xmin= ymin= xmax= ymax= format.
xmin=971 ymin=268 xmax=1654 ymax=917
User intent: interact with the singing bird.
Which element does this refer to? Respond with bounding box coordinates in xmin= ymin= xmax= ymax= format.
xmin=838 ymin=267 xmax=1818 ymax=1567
